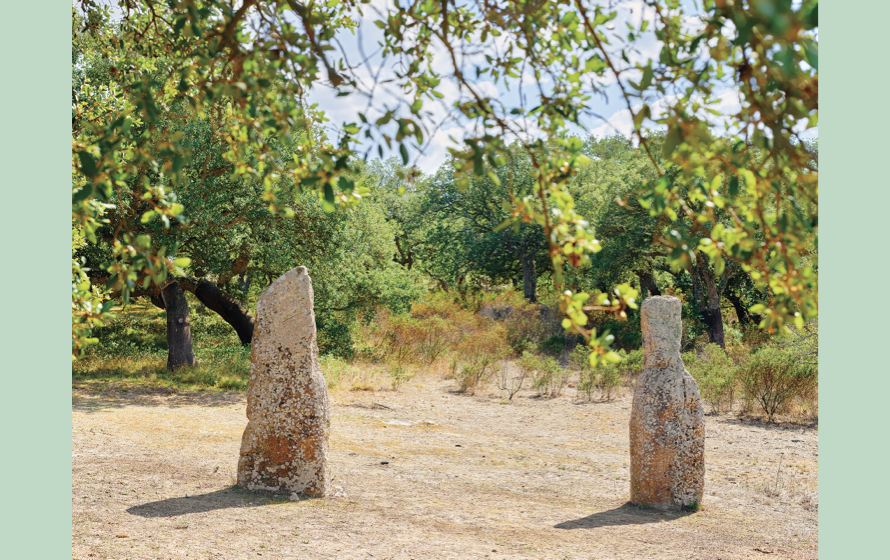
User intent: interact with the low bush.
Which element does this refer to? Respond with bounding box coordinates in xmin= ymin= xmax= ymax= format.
xmin=620 ymin=349 xmax=644 ymax=385
xmin=517 ymin=351 xmax=568 ymax=398
xmin=571 ymin=345 xmax=640 ymax=400
xmin=318 ymin=355 xmax=350 ymax=390
xmin=454 ymin=327 xmax=510 ymax=394
xmin=569 ymin=345 xmax=596 ymax=401
xmin=597 ymin=362 xmax=622 ymax=400
xmin=496 ymin=359 xmax=527 ymax=400
xmin=388 ymin=365 xmax=412 ymax=391
xmin=504 ymin=305 xmax=556 ymax=355
xmin=738 ymin=347 xmax=817 ymax=422
xmin=687 ymin=344 xmax=740 ymax=414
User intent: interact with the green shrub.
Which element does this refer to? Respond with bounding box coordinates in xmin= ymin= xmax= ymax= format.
xmin=572 ymin=345 xmax=638 ymax=400
xmin=687 ymin=344 xmax=740 ymax=414
xmin=587 ymin=312 xmax=642 ymax=351
xmin=504 ymin=306 xmax=551 ymax=355
xmin=597 ymin=362 xmax=622 ymax=400
xmin=316 ymin=311 xmax=354 ymax=360
xmin=454 ymin=328 xmax=510 ymax=394
xmin=538 ymin=332 xmax=569 ymax=356
xmin=455 ymin=360 xmax=494 ymax=393
xmin=529 ymin=355 xmax=568 ymax=398
xmin=738 ymin=347 xmax=817 ymax=422
xmin=319 ymin=355 xmax=350 ymax=390
xmin=388 ymin=365 xmax=412 ymax=391
xmin=570 ymin=345 xmax=596 ymax=401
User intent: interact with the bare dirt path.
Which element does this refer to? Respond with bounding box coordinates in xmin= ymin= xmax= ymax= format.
xmin=73 ymin=379 xmax=817 ymax=559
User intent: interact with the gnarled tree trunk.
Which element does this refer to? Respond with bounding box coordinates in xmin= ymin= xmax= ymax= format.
xmin=691 ymin=253 xmax=726 ymax=349
xmin=193 ymin=279 xmax=255 ymax=345
xmin=161 ymin=282 xmax=196 ymax=371
xmin=635 ymin=270 xmax=662 ymax=299
xmin=726 ymin=291 xmax=762 ymax=327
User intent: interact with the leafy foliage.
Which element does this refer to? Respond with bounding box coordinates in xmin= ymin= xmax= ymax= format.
xmin=72 ymin=1 xmax=817 ymax=368
xmin=739 ymin=347 xmax=817 ymax=422
xmin=687 ymin=343 xmax=740 ymax=414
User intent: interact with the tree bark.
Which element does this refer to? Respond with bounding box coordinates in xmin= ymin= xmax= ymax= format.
xmin=97 ymin=274 xmax=255 ymax=344
xmin=726 ymin=291 xmax=762 ymax=327
xmin=161 ymin=282 xmax=197 ymax=371
xmin=168 ymin=276 xmax=255 ymax=345
xmin=518 ymin=249 xmax=537 ymax=303
xmin=695 ymin=254 xmax=726 ymax=349
xmin=193 ymin=279 xmax=255 ymax=345
xmin=635 ymin=270 xmax=661 ymax=299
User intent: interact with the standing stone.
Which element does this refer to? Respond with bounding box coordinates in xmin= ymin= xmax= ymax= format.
xmin=629 ymin=296 xmax=704 ymax=510
xmin=237 ymin=266 xmax=330 ymax=498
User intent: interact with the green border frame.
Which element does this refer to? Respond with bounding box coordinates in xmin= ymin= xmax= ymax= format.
xmin=0 ymin=2 xmax=71 ymax=557
xmin=821 ymin=1 xmax=886 ymax=557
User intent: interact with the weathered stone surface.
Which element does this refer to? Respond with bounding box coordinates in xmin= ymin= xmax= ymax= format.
xmin=629 ymin=296 xmax=704 ymax=510
xmin=237 ymin=266 xmax=330 ymax=498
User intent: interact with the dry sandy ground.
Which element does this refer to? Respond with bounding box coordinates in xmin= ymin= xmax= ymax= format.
xmin=72 ymin=378 xmax=817 ymax=560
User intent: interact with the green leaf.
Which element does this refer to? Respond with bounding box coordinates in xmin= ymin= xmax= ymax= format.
xmin=173 ymin=257 xmax=191 ymax=267
xmin=662 ymin=128 xmax=682 ymax=158
xmin=399 ymin=143 xmax=409 ymax=165
xmin=78 ymin=151 xmax=98 ymax=179
xmin=728 ymin=176 xmax=739 ymax=196
xmin=603 ymin=351 xmax=621 ymax=364
xmin=713 ymin=255 xmax=725 ymax=276
xmin=323 ymin=183 xmax=336 ymax=208
xmin=493 ymin=217 xmax=513 ymax=232
xmin=639 ymin=65 xmax=654 ymax=91
xmin=72 ymin=186 xmax=93 ymax=204
xmin=803 ymin=40 xmax=818 ymax=70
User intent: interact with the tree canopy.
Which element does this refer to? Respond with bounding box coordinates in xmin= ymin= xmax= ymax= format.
xmin=72 ymin=0 xmax=818 ymax=366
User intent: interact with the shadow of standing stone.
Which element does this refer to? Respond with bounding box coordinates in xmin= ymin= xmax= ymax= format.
xmin=629 ymin=296 xmax=704 ymax=511
xmin=237 ymin=266 xmax=330 ymax=498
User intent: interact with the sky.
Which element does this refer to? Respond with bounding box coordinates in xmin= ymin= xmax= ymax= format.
xmin=304 ymin=0 xmax=817 ymax=174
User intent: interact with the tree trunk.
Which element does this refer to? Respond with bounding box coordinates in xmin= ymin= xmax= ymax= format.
xmin=193 ymin=279 xmax=255 ymax=345
xmin=695 ymin=255 xmax=726 ymax=349
xmin=518 ymin=249 xmax=537 ymax=303
xmin=635 ymin=270 xmax=661 ymax=299
xmin=161 ymin=282 xmax=197 ymax=371
xmin=726 ymin=292 xmax=761 ymax=327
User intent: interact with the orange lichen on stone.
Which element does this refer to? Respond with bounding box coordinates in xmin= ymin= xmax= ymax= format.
xmin=237 ymin=266 xmax=331 ymax=498
xmin=629 ymin=296 xmax=704 ymax=511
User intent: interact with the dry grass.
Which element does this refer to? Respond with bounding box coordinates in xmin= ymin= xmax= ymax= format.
xmin=72 ymin=365 xmax=819 ymax=560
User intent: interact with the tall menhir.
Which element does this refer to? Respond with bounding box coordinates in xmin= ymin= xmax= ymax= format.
xmin=629 ymin=296 xmax=704 ymax=510
xmin=237 ymin=266 xmax=330 ymax=498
